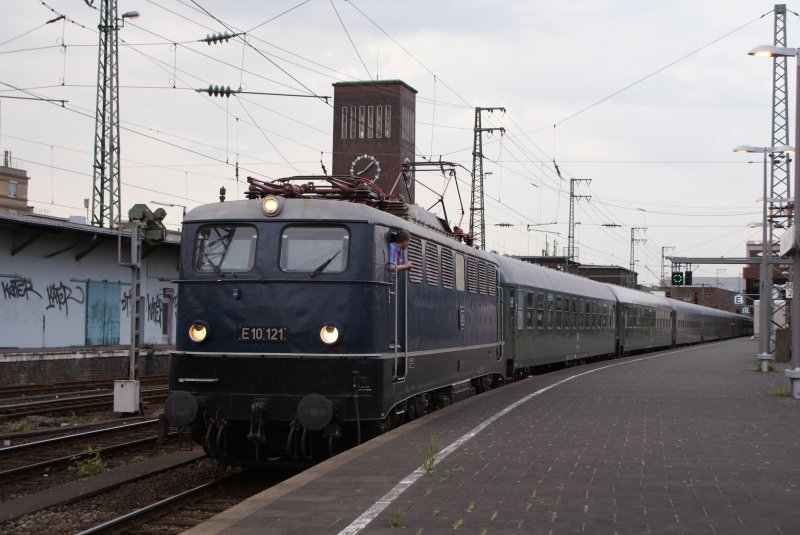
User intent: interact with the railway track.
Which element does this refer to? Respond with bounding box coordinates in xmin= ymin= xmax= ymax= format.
xmin=0 ymin=386 xmax=169 ymax=423
xmin=0 ymin=375 xmax=168 ymax=400
xmin=74 ymin=472 xmax=269 ymax=535
xmin=0 ymin=454 xmax=299 ymax=535
xmin=0 ymin=419 xmax=172 ymax=500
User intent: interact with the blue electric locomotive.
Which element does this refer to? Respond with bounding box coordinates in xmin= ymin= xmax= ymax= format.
xmin=164 ymin=179 xmax=504 ymax=464
xmin=163 ymin=176 xmax=752 ymax=465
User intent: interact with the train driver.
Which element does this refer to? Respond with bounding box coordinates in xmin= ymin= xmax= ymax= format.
xmin=388 ymin=230 xmax=413 ymax=272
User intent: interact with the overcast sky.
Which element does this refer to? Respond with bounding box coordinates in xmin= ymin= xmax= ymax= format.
xmin=1 ymin=0 xmax=794 ymax=287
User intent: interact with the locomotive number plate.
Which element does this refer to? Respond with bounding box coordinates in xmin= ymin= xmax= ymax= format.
xmin=236 ymin=326 xmax=288 ymax=342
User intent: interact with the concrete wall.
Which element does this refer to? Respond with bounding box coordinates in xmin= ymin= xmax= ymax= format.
xmin=0 ymin=219 xmax=179 ymax=349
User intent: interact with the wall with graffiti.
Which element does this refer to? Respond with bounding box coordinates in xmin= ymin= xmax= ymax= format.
xmin=0 ymin=222 xmax=179 ymax=349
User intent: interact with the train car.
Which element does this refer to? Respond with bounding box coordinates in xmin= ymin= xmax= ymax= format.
xmin=670 ymin=299 xmax=705 ymax=345
xmin=495 ymin=255 xmax=618 ymax=375
xmin=608 ymin=285 xmax=673 ymax=354
xmin=163 ymin=184 xmax=504 ymax=465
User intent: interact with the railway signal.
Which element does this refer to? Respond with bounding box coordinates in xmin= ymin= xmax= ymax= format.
xmin=672 ymin=272 xmax=684 ymax=285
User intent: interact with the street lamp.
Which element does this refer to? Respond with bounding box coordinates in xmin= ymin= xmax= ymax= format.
xmin=749 ymin=44 xmax=800 ymax=395
xmin=733 ymin=145 xmax=781 ymax=372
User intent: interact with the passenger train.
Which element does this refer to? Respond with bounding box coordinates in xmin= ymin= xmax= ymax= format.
xmin=162 ymin=176 xmax=752 ymax=466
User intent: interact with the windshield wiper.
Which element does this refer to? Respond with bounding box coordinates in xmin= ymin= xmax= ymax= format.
xmin=310 ymin=251 xmax=340 ymax=278
xmin=202 ymin=252 xmax=225 ymax=277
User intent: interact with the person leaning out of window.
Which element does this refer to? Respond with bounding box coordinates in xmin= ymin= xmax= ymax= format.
xmin=388 ymin=230 xmax=413 ymax=272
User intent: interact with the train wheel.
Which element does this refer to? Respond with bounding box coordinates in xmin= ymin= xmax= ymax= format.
xmin=204 ymin=422 xmax=217 ymax=457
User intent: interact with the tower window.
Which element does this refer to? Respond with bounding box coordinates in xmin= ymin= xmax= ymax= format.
xmin=375 ymin=105 xmax=383 ymax=139
xmin=358 ymin=106 xmax=365 ymax=138
xmin=349 ymin=106 xmax=356 ymax=139
xmin=367 ymin=106 xmax=374 ymax=138
xmin=384 ymin=105 xmax=391 ymax=138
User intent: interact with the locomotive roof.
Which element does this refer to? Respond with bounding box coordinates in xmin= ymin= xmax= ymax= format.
xmin=185 ymin=197 xmax=422 ymax=227
xmin=493 ymin=254 xmax=617 ymax=300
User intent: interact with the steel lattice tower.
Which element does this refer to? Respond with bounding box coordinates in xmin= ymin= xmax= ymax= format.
xmin=91 ymin=0 xmax=121 ymax=228
xmin=771 ymin=5 xmax=791 ymax=235
xmin=567 ymin=178 xmax=591 ymax=263
xmin=469 ymin=107 xmax=504 ymax=250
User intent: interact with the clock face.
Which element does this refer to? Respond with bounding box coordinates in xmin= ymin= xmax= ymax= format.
xmin=350 ymin=154 xmax=381 ymax=181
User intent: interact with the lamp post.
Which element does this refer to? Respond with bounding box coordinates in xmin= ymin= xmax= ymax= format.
xmin=734 ymin=145 xmax=778 ymax=372
xmin=749 ymin=45 xmax=800 ymax=395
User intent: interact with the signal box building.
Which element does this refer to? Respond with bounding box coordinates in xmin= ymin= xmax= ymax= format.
xmin=331 ymin=80 xmax=417 ymax=203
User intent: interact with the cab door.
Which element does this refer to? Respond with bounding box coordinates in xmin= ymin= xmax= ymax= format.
xmin=380 ymin=226 xmax=409 ymax=381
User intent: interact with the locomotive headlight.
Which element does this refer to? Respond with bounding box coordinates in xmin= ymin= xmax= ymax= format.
xmin=188 ymin=321 xmax=209 ymax=343
xmin=261 ymin=196 xmax=282 ymax=216
xmin=319 ymin=323 xmax=341 ymax=345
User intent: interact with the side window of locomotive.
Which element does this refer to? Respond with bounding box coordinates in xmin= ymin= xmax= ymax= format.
xmin=194 ymin=224 xmax=257 ymax=273
xmin=516 ymin=289 xmax=524 ymax=330
xmin=280 ymin=226 xmax=349 ymax=274
xmin=454 ymin=253 xmax=466 ymax=291
xmin=547 ymin=294 xmax=554 ymax=329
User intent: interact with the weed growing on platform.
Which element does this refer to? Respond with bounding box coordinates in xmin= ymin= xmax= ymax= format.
xmin=69 ymin=446 xmax=106 ymax=477
xmin=130 ymin=454 xmax=147 ymax=463
xmin=770 ymin=384 xmax=791 ymax=396
xmin=752 ymin=362 xmax=776 ymax=372
xmin=421 ymin=434 xmax=441 ymax=475
xmin=387 ymin=508 xmax=403 ymax=527
xmin=439 ymin=466 xmax=464 ymax=481
xmin=453 ymin=518 xmax=464 ymax=528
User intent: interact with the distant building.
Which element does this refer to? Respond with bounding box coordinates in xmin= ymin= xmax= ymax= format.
xmin=0 ymin=151 xmax=32 ymax=215
xmin=0 ymin=209 xmax=179 ymax=349
xmin=515 ymin=256 xmax=637 ymax=288
xmin=741 ymin=241 xmax=789 ymax=311
xmin=331 ymin=80 xmax=417 ymax=202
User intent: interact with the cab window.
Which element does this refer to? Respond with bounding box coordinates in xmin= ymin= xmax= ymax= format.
xmin=194 ymin=225 xmax=257 ymax=273
xmin=280 ymin=226 xmax=350 ymax=274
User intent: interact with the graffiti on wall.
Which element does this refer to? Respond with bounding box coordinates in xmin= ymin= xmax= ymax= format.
xmin=1 ymin=277 xmax=85 ymax=317
xmin=1 ymin=277 xmax=43 ymax=300
xmin=46 ymin=281 xmax=85 ymax=315
xmin=147 ymin=294 xmax=163 ymax=328
xmin=121 ymin=289 xmax=131 ymax=315
xmin=122 ymin=292 xmax=176 ymax=331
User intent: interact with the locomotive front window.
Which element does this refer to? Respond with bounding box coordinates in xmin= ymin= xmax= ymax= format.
xmin=280 ymin=226 xmax=350 ymax=274
xmin=194 ymin=225 xmax=257 ymax=273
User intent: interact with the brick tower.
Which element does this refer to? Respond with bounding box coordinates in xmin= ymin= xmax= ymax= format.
xmin=331 ymin=80 xmax=416 ymax=203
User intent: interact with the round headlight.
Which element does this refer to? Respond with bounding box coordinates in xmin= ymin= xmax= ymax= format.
xmin=188 ymin=322 xmax=209 ymax=343
xmin=320 ymin=323 xmax=341 ymax=345
xmin=262 ymin=196 xmax=281 ymax=216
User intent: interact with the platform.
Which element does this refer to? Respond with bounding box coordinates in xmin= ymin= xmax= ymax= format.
xmin=185 ymin=339 xmax=800 ymax=534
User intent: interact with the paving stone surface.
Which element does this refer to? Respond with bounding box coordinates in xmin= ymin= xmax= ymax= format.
xmin=186 ymin=339 xmax=800 ymax=535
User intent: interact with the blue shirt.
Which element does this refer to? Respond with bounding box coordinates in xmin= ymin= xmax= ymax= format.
xmin=389 ymin=242 xmax=404 ymax=265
